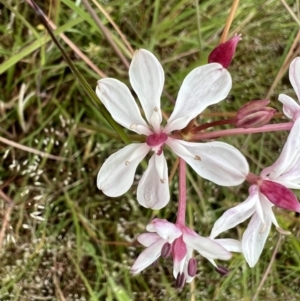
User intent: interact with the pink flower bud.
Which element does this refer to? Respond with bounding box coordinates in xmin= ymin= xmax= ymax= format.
xmin=260 ymin=180 xmax=300 ymax=212
xmin=235 ymin=100 xmax=276 ymax=128
xmin=208 ymin=34 xmax=241 ymax=68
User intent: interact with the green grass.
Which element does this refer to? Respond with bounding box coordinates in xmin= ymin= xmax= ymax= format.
xmin=0 ymin=0 xmax=300 ymax=300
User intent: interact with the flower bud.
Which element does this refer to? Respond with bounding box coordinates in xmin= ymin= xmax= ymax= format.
xmin=208 ymin=34 xmax=241 ymax=68
xmin=236 ymin=100 xmax=276 ymax=128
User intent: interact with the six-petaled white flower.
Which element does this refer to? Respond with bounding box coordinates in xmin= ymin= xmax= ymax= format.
xmin=278 ymin=57 xmax=300 ymax=120
xmin=96 ymin=49 xmax=249 ymax=209
xmin=210 ymin=118 xmax=300 ymax=267
xmin=131 ymin=218 xmax=238 ymax=287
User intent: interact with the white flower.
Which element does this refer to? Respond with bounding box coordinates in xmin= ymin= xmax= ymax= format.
xmin=96 ymin=49 xmax=249 ymax=209
xmin=278 ymin=57 xmax=300 ymax=120
xmin=210 ymin=118 xmax=300 ymax=267
xmin=131 ymin=218 xmax=236 ymax=287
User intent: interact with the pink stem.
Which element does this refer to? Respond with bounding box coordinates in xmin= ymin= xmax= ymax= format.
xmin=176 ymin=158 xmax=187 ymax=226
xmin=189 ymin=122 xmax=293 ymax=140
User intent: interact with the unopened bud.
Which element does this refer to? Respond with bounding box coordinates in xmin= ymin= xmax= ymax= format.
xmin=208 ymin=34 xmax=241 ymax=68
xmin=161 ymin=242 xmax=172 ymax=258
xmin=187 ymin=258 xmax=197 ymax=277
xmin=215 ymin=266 xmax=229 ymax=276
xmin=236 ymin=100 xmax=276 ymax=128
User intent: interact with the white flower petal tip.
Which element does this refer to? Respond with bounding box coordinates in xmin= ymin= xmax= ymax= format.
xmin=131 ymin=219 xmax=232 ymax=287
xmin=167 ymin=139 xmax=249 ymax=186
xmin=129 ymin=49 xmax=164 ymax=129
xmin=165 ymin=63 xmax=232 ymax=132
xmin=137 ymin=154 xmax=170 ymax=210
xmin=97 ymin=143 xmax=150 ymax=197
xmin=278 ymin=57 xmax=300 ymax=119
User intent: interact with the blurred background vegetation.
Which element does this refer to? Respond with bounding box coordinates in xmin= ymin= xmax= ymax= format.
xmin=0 ymin=0 xmax=299 ymax=300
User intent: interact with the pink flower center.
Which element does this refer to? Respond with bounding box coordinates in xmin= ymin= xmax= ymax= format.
xmin=146 ymin=132 xmax=168 ymax=155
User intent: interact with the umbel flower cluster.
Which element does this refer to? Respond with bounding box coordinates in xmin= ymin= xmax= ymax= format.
xmin=96 ymin=36 xmax=300 ymax=287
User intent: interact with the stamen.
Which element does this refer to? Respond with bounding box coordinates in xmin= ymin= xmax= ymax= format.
xmin=215 ymin=266 xmax=229 ymax=276
xmin=161 ymin=242 xmax=172 ymax=258
xmin=187 ymin=258 xmax=197 ymax=277
xmin=175 ymin=272 xmax=185 ymax=288
xmin=259 ymin=223 xmax=266 ymax=234
xmin=125 ymin=161 xmax=130 ymax=166
xmin=160 ymin=179 xmax=165 ymax=183
xmin=276 ymin=227 xmax=291 ymax=235
xmin=154 ymin=107 xmax=158 ymax=112
xmin=194 ymin=155 xmax=201 ymax=160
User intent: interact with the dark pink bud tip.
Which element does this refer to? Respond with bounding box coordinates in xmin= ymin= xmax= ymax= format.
xmin=208 ymin=34 xmax=241 ymax=68
xmin=215 ymin=266 xmax=229 ymax=276
xmin=188 ymin=258 xmax=197 ymax=277
xmin=175 ymin=272 xmax=185 ymax=288
xmin=161 ymin=242 xmax=172 ymax=258
xmin=260 ymin=180 xmax=300 ymax=212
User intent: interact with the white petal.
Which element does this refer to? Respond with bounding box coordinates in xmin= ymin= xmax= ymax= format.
xmin=261 ymin=117 xmax=300 ymax=183
xmin=213 ymin=239 xmax=242 ymax=252
xmin=137 ymin=233 xmax=161 ymax=247
xmin=137 ymin=153 xmax=170 ymax=209
xmin=259 ymin=193 xmax=279 ymax=228
xmin=97 ymin=143 xmax=150 ymax=196
xmin=278 ymin=94 xmax=300 ymax=119
xmin=289 ymin=57 xmax=300 ymax=101
xmin=242 ymin=212 xmax=272 ymax=268
xmin=183 ymin=233 xmax=232 ymax=260
xmin=147 ymin=218 xmax=182 ymax=241
xmin=167 ymin=139 xmax=249 ymax=186
xmin=129 ymin=49 xmax=164 ymax=131
xmin=96 ymin=78 xmax=151 ymax=135
xmin=210 ymin=185 xmax=258 ymax=238
xmin=165 ymin=63 xmax=232 ymax=132
xmin=131 ymin=239 xmax=165 ymax=274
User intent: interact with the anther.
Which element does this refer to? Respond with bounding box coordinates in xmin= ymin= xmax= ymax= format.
xmin=154 ymin=107 xmax=158 ymax=112
xmin=215 ymin=266 xmax=229 ymax=276
xmin=161 ymin=242 xmax=172 ymax=258
xmin=130 ymin=124 xmax=137 ymax=129
xmin=175 ymin=272 xmax=185 ymax=288
xmin=187 ymin=258 xmax=197 ymax=277
xmin=194 ymin=155 xmax=201 ymax=160
xmin=160 ymin=179 xmax=165 ymax=183
xmin=125 ymin=161 xmax=130 ymax=166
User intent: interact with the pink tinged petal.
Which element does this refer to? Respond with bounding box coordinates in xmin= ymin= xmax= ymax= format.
xmin=137 ymin=153 xmax=170 ymax=210
xmin=165 ymin=63 xmax=232 ymax=133
xmin=210 ymin=185 xmax=258 ymax=238
xmin=167 ymin=139 xmax=249 ymax=186
xmin=213 ymin=239 xmax=242 ymax=253
xmin=259 ymin=180 xmax=300 ymax=212
xmin=129 ymin=49 xmax=164 ymax=131
xmin=261 ymin=117 xmax=300 ymax=181
xmin=242 ymin=212 xmax=272 ymax=267
xmin=289 ymin=57 xmax=300 ymax=101
xmin=137 ymin=233 xmax=161 ymax=247
xmin=131 ymin=238 xmax=166 ymax=274
xmin=172 ymin=236 xmax=187 ymax=279
xmin=278 ymin=94 xmax=300 ymax=119
xmin=147 ymin=218 xmax=182 ymax=241
xmin=183 ymin=232 xmax=232 ymax=261
xmin=97 ymin=143 xmax=150 ymax=196
xmin=96 ymin=79 xmax=151 ymax=135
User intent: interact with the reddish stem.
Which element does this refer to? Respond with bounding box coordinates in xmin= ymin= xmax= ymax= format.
xmin=176 ymin=158 xmax=187 ymax=226
xmin=191 ymin=118 xmax=236 ymax=133
xmin=188 ymin=122 xmax=293 ymax=140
